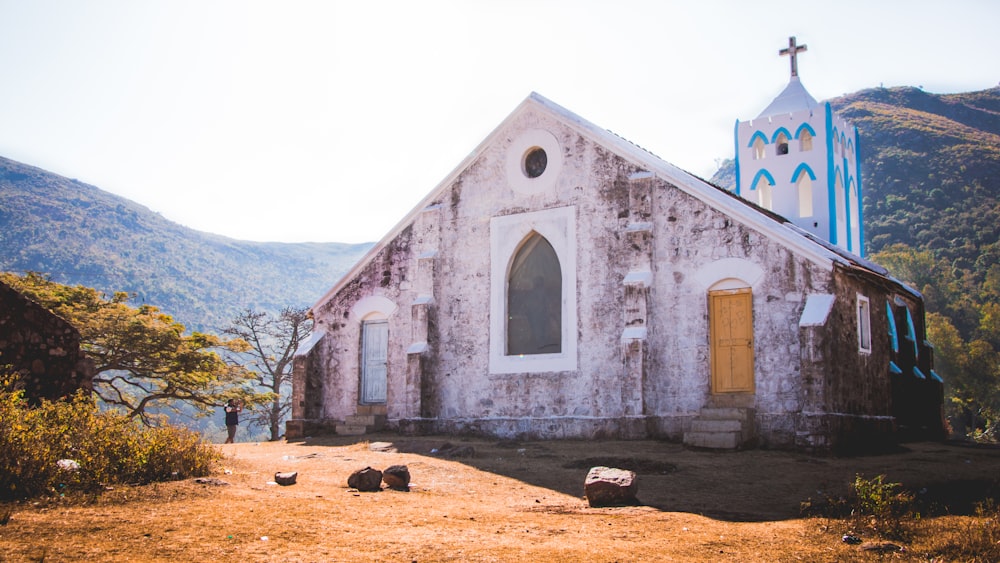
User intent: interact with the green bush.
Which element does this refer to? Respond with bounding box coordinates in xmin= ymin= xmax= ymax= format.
xmin=0 ymin=378 xmax=219 ymax=500
xmin=849 ymin=473 xmax=917 ymax=540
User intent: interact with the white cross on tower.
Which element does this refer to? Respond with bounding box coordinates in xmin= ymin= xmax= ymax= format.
xmin=779 ymin=36 xmax=808 ymax=78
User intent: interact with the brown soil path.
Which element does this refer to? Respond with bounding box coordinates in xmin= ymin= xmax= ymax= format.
xmin=1 ymin=435 xmax=998 ymax=562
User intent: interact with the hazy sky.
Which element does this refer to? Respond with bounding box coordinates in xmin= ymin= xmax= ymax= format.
xmin=1 ymin=1 xmax=997 ymax=243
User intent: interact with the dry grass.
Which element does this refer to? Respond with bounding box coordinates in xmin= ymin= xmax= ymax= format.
xmin=1 ymin=435 xmax=998 ymax=562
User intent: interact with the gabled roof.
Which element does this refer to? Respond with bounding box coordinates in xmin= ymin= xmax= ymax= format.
xmin=312 ymin=92 xmax=866 ymax=312
xmin=757 ymin=77 xmax=819 ymax=117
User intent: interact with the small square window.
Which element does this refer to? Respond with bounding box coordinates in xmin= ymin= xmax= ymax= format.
xmin=857 ymin=295 xmax=872 ymax=354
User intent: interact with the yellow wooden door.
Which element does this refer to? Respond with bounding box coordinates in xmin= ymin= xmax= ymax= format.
xmin=710 ymin=288 xmax=755 ymax=394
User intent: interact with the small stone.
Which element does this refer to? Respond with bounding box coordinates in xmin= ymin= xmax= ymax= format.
xmin=347 ymin=467 xmax=383 ymax=492
xmin=369 ymin=442 xmax=397 ymax=453
xmin=56 ymin=459 xmax=80 ymax=472
xmin=861 ymin=542 xmax=903 ymax=553
xmin=194 ymin=477 xmax=231 ymax=486
xmin=274 ymin=471 xmax=298 ymax=486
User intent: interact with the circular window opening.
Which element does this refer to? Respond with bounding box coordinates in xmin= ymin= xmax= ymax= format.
xmin=523 ymin=147 xmax=547 ymax=179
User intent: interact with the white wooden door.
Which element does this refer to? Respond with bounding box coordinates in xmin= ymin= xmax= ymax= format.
xmin=360 ymin=320 xmax=388 ymax=404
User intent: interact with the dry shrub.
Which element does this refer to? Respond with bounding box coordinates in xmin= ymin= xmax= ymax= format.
xmin=921 ymin=500 xmax=1000 ymax=562
xmin=0 ymin=377 xmax=219 ymax=500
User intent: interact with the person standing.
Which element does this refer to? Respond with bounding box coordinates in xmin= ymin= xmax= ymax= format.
xmin=224 ymin=399 xmax=242 ymax=444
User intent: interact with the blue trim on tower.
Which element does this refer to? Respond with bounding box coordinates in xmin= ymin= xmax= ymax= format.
xmin=844 ymin=157 xmax=853 ymax=253
xmin=734 ymin=119 xmax=742 ymax=196
xmin=770 ymin=127 xmax=793 ymax=144
xmin=791 ymin=162 xmax=817 ymax=182
xmin=794 ymin=123 xmax=817 ymax=138
xmin=750 ymin=169 xmax=776 ymax=190
xmin=747 ymin=130 xmax=769 ymax=147
xmin=855 ymin=128 xmax=865 ymax=257
xmin=825 ymin=103 xmax=837 ymax=245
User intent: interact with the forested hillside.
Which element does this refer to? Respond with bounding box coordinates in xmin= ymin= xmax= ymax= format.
xmin=0 ymin=156 xmax=371 ymax=331
xmin=833 ymin=86 xmax=1000 ymax=272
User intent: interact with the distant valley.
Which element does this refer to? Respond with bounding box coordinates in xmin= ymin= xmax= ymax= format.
xmin=0 ymin=155 xmax=372 ymax=331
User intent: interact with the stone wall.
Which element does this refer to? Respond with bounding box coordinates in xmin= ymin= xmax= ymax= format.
xmin=0 ymin=281 xmax=94 ymax=402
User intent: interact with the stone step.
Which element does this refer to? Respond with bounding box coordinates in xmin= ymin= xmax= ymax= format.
xmin=335 ymin=424 xmax=369 ymax=436
xmin=690 ymin=419 xmax=744 ymax=433
xmin=344 ymin=414 xmax=386 ymax=426
xmin=697 ymin=407 xmax=754 ymax=421
xmin=683 ymin=431 xmax=741 ymax=450
xmin=345 ymin=414 xmax=387 ymax=431
xmin=356 ymin=404 xmax=388 ymax=416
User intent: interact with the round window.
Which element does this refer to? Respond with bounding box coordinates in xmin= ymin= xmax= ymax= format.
xmin=523 ymin=147 xmax=547 ymax=178
xmin=505 ymin=129 xmax=561 ymax=195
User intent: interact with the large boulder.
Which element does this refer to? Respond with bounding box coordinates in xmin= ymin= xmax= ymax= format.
xmin=274 ymin=471 xmax=298 ymax=486
xmin=584 ymin=466 xmax=639 ymax=507
xmin=347 ymin=467 xmax=383 ymax=492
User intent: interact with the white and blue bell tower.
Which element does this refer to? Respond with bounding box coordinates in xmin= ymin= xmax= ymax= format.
xmin=734 ymin=37 xmax=864 ymax=256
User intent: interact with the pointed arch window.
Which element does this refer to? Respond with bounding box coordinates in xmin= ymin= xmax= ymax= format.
xmin=799 ymin=129 xmax=813 ymax=151
xmin=792 ymin=165 xmax=815 ymax=217
xmin=507 ymin=232 xmax=562 ymax=355
xmin=758 ymin=181 xmax=773 ymax=210
xmin=490 ymin=207 xmax=577 ymax=374
xmin=849 ymin=180 xmax=861 ymax=252
xmin=775 ymin=132 xmax=789 ymax=156
xmin=835 ymin=174 xmax=847 ymax=246
xmin=751 ymin=170 xmax=775 ymax=211
xmin=752 ymin=136 xmax=766 ymax=160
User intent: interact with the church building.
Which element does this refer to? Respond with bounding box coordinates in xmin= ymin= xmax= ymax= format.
xmin=289 ymin=39 xmax=944 ymax=452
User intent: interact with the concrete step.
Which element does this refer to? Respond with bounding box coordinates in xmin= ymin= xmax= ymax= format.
xmin=697 ymin=407 xmax=754 ymax=421
xmin=345 ymin=414 xmax=386 ymax=426
xmin=356 ymin=404 xmax=388 ymax=416
xmin=683 ymin=431 xmax=741 ymax=449
xmin=335 ymin=424 xmax=368 ymax=436
xmin=345 ymin=414 xmax=387 ymax=431
xmin=690 ymin=419 xmax=744 ymax=433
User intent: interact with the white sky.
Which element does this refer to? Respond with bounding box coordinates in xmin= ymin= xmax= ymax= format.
xmin=1 ymin=1 xmax=998 ymax=243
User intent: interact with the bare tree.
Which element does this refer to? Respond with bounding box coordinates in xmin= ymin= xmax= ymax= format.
xmin=224 ymin=307 xmax=311 ymax=441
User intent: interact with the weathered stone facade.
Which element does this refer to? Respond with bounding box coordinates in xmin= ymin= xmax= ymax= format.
xmin=291 ymin=94 xmax=944 ymax=452
xmin=0 ymin=280 xmax=94 ymax=402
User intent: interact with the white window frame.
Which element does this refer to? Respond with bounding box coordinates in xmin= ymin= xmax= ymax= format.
xmin=857 ymin=294 xmax=872 ymax=354
xmin=489 ymin=206 xmax=577 ymax=374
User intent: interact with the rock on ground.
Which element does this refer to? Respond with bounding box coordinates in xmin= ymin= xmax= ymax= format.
xmin=382 ymin=465 xmax=410 ymax=491
xmin=347 ymin=467 xmax=383 ymax=492
xmin=584 ymin=466 xmax=639 ymax=507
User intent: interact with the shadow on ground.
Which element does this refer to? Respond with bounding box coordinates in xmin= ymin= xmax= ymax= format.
xmin=285 ymin=433 xmax=1000 ymax=522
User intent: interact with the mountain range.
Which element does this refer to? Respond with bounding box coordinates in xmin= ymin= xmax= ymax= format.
xmin=0 ymin=156 xmax=371 ymax=331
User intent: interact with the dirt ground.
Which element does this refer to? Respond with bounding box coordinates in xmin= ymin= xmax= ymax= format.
xmin=2 ymin=434 xmax=999 ymax=562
